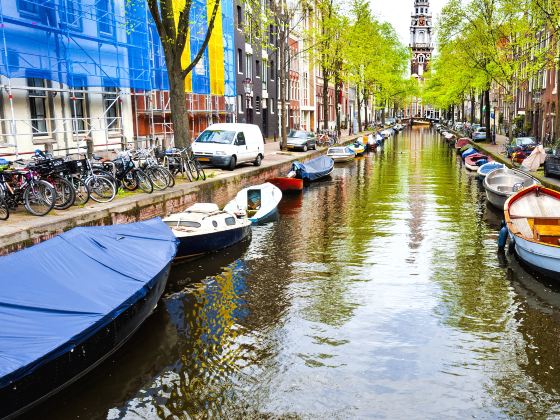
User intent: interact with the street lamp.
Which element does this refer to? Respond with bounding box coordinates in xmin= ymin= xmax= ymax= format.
xmin=491 ymin=97 xmax=498 ymax=144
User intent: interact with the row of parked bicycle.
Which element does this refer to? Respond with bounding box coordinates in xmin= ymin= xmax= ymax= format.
xmin=0 ymin=147 xmax=206 ymax=221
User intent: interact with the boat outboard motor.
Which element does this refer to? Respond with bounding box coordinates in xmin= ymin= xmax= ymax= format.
xmin=498 ymin=220 xmax=508 ymax=250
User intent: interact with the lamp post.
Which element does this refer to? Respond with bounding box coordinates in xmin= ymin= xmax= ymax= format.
xmin=533 ymin=91 xmax=542 ymax=142
xmin=491 ymin=97 xmax=498 ymax=144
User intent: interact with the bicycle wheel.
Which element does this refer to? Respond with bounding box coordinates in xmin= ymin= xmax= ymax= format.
xmin=160 ymin=166 xmax=175 ymax=188
xmin=51 ymin=177 xmax=76 ymax=210
xmin=134 ymin=169 xmax=154 ymax=193
xmin=70 ymin=176 xmax=90 ymax=206
xmin=0 ymin=199 xmax=8 ymax=220
xmin=194 ymin=159 xmax=206 ymax=181
xmin=146 ymin=167 xmax=168 ymax=191
xmin=86 ymin=176 xmax=116 ymax=203
xmin=186 ymin=159 xmax=199 ymax=181
xmin=121 ymin=172 xmax=138 ymax=191
xmin=23 ymin=180 xmax=56 ymax=216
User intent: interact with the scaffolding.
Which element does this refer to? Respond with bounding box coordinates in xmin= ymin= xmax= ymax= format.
xmin=0 ymin=0 xmax=237 ymax=157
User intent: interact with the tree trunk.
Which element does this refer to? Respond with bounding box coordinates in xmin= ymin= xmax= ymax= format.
xmin=168 ymin=63 xmax=190 ymax=148
xmin=335 ymin=79 xmax=341 ymax=135
xmin=470 ymin=93 xmax=475 ymax=123
xmin=381 ymin=106 xmax=385 ymax=126
xmin=356 ymin=87 xmax=362 ymax=131
xmin=364 ymin=93 xmax=369 ymax=129
xmin=556 ymin=64 xmax=560 ymax=142
xmin=479 ymin=92 xmax=484 ymax=125
xmin=322 ymin=69 xmax=329 ymax=130
xmin=451 ymin=104 xmax=455 ymax=123
xmin=461 ymin=97 xmax=465 ymax=123
xmin=279 ymin=37 xmax=288 ymax=149
xmin=484 ymin=89 xmax=491 ymax=141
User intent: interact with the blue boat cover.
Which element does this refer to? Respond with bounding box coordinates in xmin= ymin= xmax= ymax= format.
xmin=462 ymin=148 xmax=478 ymax=160
xmin=478 ymin=162 xmax=504 ymax=175
xmin=0 ymin=219 xmax=177 ymax=387
xmin=292 ymin=156 xmax=334 ymax=181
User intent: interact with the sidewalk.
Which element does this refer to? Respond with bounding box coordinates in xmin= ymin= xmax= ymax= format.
xmin=465 ymin=132 xmax=560 ymax=190
xmin=0 ymin=131 xmax=367 ymax=253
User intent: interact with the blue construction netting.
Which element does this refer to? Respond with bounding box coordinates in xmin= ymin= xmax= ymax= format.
xmin=0 ymin=0 xmax=236 ymax=96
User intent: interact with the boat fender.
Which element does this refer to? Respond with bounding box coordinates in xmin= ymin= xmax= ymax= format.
xmin=498 ymin=220 xmax=508 ymax=250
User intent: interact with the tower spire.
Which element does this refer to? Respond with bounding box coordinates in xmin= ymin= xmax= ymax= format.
xmin=410 ymin=0 xmax=433 ymax=79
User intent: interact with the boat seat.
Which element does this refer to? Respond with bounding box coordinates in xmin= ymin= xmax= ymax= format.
xmin=511 ymin=218 xmax=533 ymax=239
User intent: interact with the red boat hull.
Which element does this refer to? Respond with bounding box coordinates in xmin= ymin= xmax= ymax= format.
xmin=267 ymin=177 xmax=304 ymax=192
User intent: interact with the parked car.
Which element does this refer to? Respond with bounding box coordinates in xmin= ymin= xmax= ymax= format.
xmin=286 ymin=130 xmax=316 ymax=152
xmin=472 ymin=127 xmax=488 ymax=142
xmin=544 ymin=147 xmax=560 ymax=178
xmin=192 ymin=123 xmax=265 ymax=170
xmin=506 ymin=136 xmax=537 ymax=158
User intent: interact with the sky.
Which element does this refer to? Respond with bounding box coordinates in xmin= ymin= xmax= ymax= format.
xmin=368 ymin=0 xmax=448 ymax=46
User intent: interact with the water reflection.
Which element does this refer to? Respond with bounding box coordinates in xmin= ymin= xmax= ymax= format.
xmin=31 ymin=127 xmax=560 ymax=419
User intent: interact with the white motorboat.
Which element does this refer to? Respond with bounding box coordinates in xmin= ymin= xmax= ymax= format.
xmin=505 ymin=185 xmax=560 ymax=278
xmin=224 ymin=182 xmax=282 ymax=224
xmin=483 ymin=167 xmax=540 ymax=210
xmin=164 ymin=203 xmax=252 ymax=259
xmin=327 ymin=146 xmax=355 ymax=162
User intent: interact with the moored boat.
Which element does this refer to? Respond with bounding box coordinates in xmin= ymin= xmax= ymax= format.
xmin=464 ymin=153 xmax=492 ymax=171
xmin=267 ymin=177 xmax=303 ymax=192
xmin=483 ymin=167 xmax=540 ymax=209
xmin=461 ymin=147 xmax=478 ymax=160
xmin=327 ymin=146 xmax=355 ymax=162
xmin=505 ymin=185 xmax=560 ymax=278
xmin=0 ymin=219 xmax=177 ymax=418
xmin=347 ymin=142 xmax=365 ymax=156
xmin=454 ymin=137 xmax=470 ymax=153
xmin=292 ymin=156 xmax=334 ymax=182
xmin=224 ymin=182 xmax=282 ymax=224
xmin=477 ymin=162 xmax=504 ymax=179
xmin=164 ymin=203 xmax=252 ymax=259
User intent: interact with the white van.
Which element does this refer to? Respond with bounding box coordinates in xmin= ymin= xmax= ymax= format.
xmin=192 ymin=123 xmax=265 ymax=170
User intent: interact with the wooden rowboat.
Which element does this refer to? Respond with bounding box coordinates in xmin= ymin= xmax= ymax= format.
xmin=464 ymin=153 xmax=492 ymax=171
xmin=505 ymin=185 xmax=560 ymax=278
xmin=267 ymin=177 xmax=304 ymax=192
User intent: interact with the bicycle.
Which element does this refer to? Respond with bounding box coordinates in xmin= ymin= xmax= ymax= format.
xmin=28 ymin=154 xmax=76 ymax=210
xmin=135 ymin=148 xmax=175 ymax=190
xmin=161 ymin=148 xmax=205 ymax=181
xmin=0 ymin=161 xmax=56 ymax=216
xmin=95 ymin=151 xmax=154 ymax=194
xmin=0 ymin=197 xmax=8 ymax=220
xmin=74 ymin=150 xmax=117 ymax=203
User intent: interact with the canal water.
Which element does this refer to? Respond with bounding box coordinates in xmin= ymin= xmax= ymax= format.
xmin=38 ymin=127 xmax=560 ymax=418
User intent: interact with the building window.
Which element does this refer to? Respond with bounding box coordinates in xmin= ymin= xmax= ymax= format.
xmin=270 ymin=98 xmax=275 ymax=114
xmin=28 ymin=78 xmax=49 ymax=136
xmin=97 ymin=0 xmax=114 ymax=37
xmin=256 ymin=60 xmax=260 ymax=78
xmin=270 ymin=60 xmax=274 ymax=81
xmin=237 ymin=5 xmax=243 ymax=29
xmin=70 ymin=87 xmax=88 ymax=134
xmin=418 ymin=55 xmax=425 ymax=64
xmin=60 ymin=0 xmax=82 ymax=30
xmin=237 ymin=49 xmax=243 ymax=73
xmin=237 ymin=94 xmax=244 ymax=114
xmin=103 ymin=87 xmax=120 ymax=131
xmin=246 ymin=54 xmax=253 ymax=79
xmin=262 ymin=60 xmax=268 ymax=90
xmin=256 ymin=96 xmax=261 ymax=114
xmin=17 ymin=0 xmax=40 ymax=18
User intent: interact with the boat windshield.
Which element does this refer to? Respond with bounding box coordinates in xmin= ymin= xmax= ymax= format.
xmin=196 ymin=130 xmax=236 ymax=144
xmin=179 ymin=221 xmax=201 ymax=228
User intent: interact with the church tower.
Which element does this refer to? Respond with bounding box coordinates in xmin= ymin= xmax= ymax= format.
xmin=410 ymin=0 xmax=433 ymax=79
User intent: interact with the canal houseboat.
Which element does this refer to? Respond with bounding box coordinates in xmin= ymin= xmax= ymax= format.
xmin=484 ymin=167 xmax=540 ymax=209
xmin=164 ymin=203 xmax=252 ymax=260
xmin=224 ymin=183 xmax=283 ymax=224
xmin=505 ymin=185 xmax=560 ymax=278
xmin=0 ymin=219 xmax=177 ymax=418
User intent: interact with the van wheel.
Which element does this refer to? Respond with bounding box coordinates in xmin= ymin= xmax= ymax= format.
xmin=253 ymin=154 xmax=262 ymax=167
xmin=303 ymin=145 xmax=308 ymax=152
xmin=228 ymin=156 xmax=237 ymax=171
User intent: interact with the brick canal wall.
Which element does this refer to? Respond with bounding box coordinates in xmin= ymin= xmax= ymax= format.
xmin=0 ymin=135 xmax=367 ymax=255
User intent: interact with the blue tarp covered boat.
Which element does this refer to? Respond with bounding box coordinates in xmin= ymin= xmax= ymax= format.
xmin=0 ymin=219 xmax=177 ymax=418
xmin=292 ymin=156 xmax=334 ymax=182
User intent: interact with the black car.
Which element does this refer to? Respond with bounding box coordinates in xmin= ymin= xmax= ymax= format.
xmin=544 ymin=148 xmax=560 ymax=178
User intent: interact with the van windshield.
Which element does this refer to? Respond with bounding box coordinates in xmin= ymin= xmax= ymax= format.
xmin=196 ymin=130 xmax=236 ymax=145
